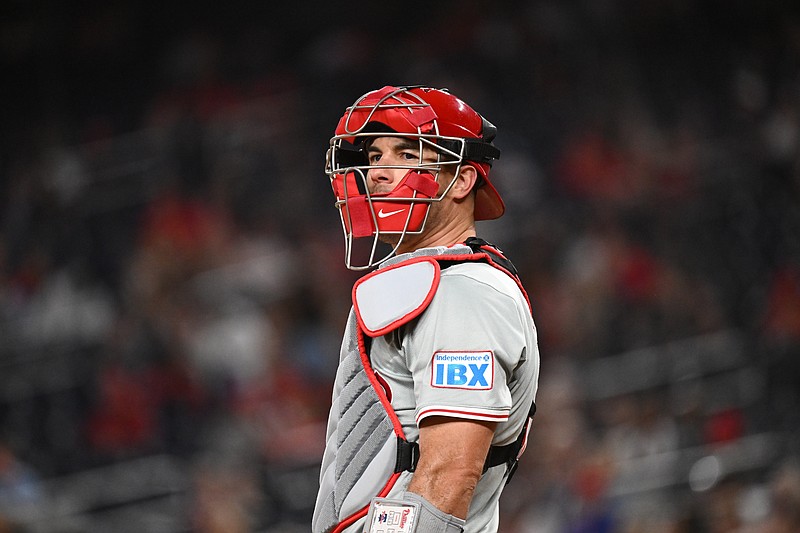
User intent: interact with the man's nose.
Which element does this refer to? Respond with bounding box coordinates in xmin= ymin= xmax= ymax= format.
xmin=368 ymin=163 xmax=398 ymax=187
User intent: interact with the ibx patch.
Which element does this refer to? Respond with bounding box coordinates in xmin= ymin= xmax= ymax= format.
xmin=430 ymin=351 xmax=494 ymax=390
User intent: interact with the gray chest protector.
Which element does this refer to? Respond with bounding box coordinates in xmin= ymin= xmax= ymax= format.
xmin=312 ymin=240 xmax=534 ymax=533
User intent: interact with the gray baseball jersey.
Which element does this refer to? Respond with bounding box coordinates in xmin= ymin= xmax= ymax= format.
xmin=314 ymin=244 xmax=540 ymax=533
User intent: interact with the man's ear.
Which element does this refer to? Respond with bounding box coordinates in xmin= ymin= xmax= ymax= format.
xmin=450 ymin=164 xmax=479 ymax=200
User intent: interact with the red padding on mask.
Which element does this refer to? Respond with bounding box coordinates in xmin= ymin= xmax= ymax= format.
xmin=345 ymin=196 xmax=375 ymax=238
xmin=403 ymin=171 xmax=440 ymax=198
xmin=332 ymin=172 xmax=362 ymax=198
xmin=406 ymin=106 xmax=437 ymax=128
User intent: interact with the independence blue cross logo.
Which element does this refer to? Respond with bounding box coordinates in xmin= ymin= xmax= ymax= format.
xmin=431 ymin=351 xmax=493 ymax=390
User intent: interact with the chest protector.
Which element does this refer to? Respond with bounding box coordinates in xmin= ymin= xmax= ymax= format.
xmin=312 ymin=238 xmax=535 ymax=533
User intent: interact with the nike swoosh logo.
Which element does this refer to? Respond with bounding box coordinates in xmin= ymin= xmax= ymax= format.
xmin=377 ymin=208 xmax=405 ymax=218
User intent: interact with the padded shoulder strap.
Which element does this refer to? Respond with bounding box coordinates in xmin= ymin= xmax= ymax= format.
xmin=416 ymin=237 xmax=533 ymax=321
xmin=353 ymin=257 xmax=441 ymax=337
xmin=463 ymin=236 xmax=520 ymax=277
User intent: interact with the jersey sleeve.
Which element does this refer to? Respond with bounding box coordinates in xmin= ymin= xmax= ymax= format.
xmin=403 ymin=265 xmax=529 ymax=426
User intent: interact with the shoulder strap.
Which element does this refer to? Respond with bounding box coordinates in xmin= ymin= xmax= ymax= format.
xmin=435 ymin=236 xmax=521 ymax=284
xmin=436 ymin=236 xmax=533 ymax=318
xmin=463 ymin=236 xmax=520 ymax=278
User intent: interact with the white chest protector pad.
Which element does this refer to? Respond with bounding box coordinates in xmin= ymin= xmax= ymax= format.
xmin=353 ymin=257 xmax=441 ymax=337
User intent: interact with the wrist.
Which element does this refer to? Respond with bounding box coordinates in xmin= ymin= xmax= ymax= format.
xmin=363 ymin=491 xmax=465 ymax=533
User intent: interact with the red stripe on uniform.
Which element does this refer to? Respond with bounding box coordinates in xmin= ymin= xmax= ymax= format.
xmin=417 ymin=408 xmax=509 ymax=420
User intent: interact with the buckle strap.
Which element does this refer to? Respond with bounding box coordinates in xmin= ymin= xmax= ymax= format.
xmin=395 ymin=437 xmax=420 ymax=473
xmin=395 ymin=438 xmax=522 ymax=481
xmin=482 ymin=417 xmax=530 ymax=485
xmin=483 ymin=441 xmax=519 ymax=471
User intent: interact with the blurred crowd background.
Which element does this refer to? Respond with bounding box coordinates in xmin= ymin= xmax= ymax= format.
xmin=2 ymin=1 xmax=800 ymax=532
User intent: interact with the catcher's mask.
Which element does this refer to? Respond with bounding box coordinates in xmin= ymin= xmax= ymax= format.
xmin=326 ymin=85 xmax=503 ymax=270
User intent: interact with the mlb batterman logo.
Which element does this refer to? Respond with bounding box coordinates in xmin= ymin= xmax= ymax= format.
xmin=430 ymin=351 xmax=494 ymax=390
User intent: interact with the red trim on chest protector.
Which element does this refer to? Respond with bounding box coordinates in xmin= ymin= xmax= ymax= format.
xmin=352 ymin=256 xmax=442 ymax=337
xmin=330 ymin=314 xmax=406 ymax=532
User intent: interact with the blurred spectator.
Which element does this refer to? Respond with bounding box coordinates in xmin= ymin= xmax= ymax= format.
xmin=0 ymin=440 xmax=43 ymax=528
xmin=762 ymin=265 xmax=800 ymax=346
xmin=759 ymin=458 xmax=800 ymax=533
xmin=189 ymin=456 xmax=263 ymax=533
xmin=85 ymin=359 xmax=159 ymax=457
xmin=1 ymin=1 xmax=799 ymax=530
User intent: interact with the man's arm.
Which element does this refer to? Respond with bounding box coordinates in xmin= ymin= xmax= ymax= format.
xmin=406 ymin=416 xmax=496 ymax=519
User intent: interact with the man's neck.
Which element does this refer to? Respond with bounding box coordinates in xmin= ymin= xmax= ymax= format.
xmin=392 ymin=194 xmax=477 ymax=255
xmin=395 ymin=225 xmax=476 ymax=255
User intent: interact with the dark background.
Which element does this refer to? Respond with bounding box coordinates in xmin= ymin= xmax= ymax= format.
xmin=1 ymin=1 xmax=799 ymax=531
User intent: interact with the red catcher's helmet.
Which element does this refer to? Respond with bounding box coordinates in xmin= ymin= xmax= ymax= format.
xmin=326 ymin=85 xmax=504 ymax=270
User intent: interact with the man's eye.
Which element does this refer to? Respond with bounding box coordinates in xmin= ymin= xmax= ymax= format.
xmin=369 ymin=154 xmax=381 ymax=164
xmin=401 ymin=152 xmax=419 ymax=161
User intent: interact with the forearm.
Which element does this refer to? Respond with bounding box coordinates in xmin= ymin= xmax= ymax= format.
xmin=407 ymin=459 xmax=480 ymax=519
xmin=406 ymin=417 xmax=495 ymax=519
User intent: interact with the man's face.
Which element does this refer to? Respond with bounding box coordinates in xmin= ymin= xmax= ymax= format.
xmin=365 ymin=136 xmax=445 ymax=195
